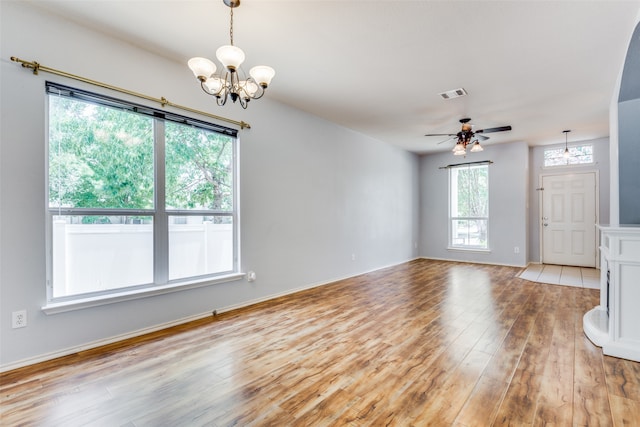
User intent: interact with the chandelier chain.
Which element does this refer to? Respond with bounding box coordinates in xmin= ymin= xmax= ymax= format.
xmin=229 ymin=7 xmax=234 ymax=45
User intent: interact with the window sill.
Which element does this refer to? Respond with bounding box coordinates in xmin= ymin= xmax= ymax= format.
xmin=42 ymin=273 xmax=245 ymax=315
xmin=447 ymin=247 xmax=491 ymax=254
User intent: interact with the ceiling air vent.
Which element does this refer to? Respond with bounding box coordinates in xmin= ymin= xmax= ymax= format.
xmin=439 ymin=88 xmax=468 ymax=100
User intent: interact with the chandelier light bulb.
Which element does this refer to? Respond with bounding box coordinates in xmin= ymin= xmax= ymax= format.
xmin=203 ymin=76 xmax=225 ymax=95
xmin=187 ymin=57 xmax=216 ymax=80
xmin=563 ymin=129 xmax=571 ymax=159
xmin=249 ymin=65 xmax=276 ymax=88
xmin=216 ymin=45 xmax=246 ymax=72
xmin=241 ymin=80 xmax=259 ymax=99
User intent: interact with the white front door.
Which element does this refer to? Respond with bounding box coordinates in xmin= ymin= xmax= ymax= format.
xmin=541 ymin=172 xmax=597 ymax=267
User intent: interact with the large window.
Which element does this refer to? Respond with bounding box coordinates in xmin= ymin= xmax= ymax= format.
xmin=449 ymin=164 xmax=489 ymax=250
xmin=47 ymin=82 xmax=238 ymax=302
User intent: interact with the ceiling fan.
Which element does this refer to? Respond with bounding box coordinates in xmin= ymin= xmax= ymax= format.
xmin=425 ymin=118 xmax=512 ymax=155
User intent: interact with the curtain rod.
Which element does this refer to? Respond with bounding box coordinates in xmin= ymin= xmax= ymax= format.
xmin=439 ymin=160 xmax=493 ymax=169
xmin=10 ymin=56 xmax=250 ymax=130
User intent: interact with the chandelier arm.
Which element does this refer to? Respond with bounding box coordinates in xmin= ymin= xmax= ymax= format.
xmin=249 ymin=85 xmax=266 ymax=100
xmin=200 ymin=80 xmax=214 ymax=96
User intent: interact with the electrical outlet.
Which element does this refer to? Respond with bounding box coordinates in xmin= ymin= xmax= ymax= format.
xmin=351 ymin=253 xmax=356 ymax=261
xmin=514 ymin=246 xmax=520 ymax=254
xmin=12 ymin=310 xmax=27 ymax=328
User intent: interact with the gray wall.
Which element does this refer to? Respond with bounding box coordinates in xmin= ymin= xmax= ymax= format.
xmin=527 ymin=138 xmax=610 ymax=263
xmin=419 ymin=141 xmax=529 ymax=267
xmin=618 ymin=21 xmax=640 ymax=224
xmin=617 ymin=99 xmax=640 ymax=224
xmin=0 ymin=2 xmax=419 ymax=368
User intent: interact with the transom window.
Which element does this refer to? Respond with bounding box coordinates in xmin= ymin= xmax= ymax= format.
xmin=46 ymin=82 xmax=238 ymax=302
xmin=449 ymin=164 xmax=489 ymax=250
xmin=544 ymin=144 xmax=593 ymax=167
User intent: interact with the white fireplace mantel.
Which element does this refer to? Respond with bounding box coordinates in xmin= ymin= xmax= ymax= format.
xmin=583 ymin=225 xmax=640 ymax=362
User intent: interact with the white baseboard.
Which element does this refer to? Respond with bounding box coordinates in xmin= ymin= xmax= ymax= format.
xmin=0 ymin=311 xmax=213 ymax=373
xmin=420 ymin=256 xmax=527 ymax=268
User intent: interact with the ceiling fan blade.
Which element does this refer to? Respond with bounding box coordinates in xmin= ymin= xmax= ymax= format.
xmin=425 ymin=133 xmax=457 ymax=137
xmin=475 ymin=125 xmax=512 ymax=134
xmin=437 ymin=136 xmax=457 ymax=145
xmin=475 ymin=134 xmax=489 ymax=141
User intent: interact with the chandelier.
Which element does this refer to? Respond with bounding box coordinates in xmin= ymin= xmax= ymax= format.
xmin=563 ymin=129 xmax=571 ymax=158
xmin=188 ymin=0 xmax=275 ymax=109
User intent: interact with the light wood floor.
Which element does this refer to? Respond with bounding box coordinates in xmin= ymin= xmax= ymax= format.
xmin=2 ymin=259 xmax=640 ymax=426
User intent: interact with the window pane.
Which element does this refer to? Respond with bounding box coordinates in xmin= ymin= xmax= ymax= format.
xmin=52 ymin=215 xmax=153 ymax=298
xmin=165 ymin=122 xmax=234 ymax=211
xmin=168 ymin=215 xmax=233 ymax=281
xmin=451 ymin=219 xmax=488 ymax=249
xmin=49 ymin=96 xmax=154 ymax=209
xmin=544 ymin=145 xmax=593 ymax=167
xmin=450 ymin=164 xmax=489 ymax=249
xmin=453 ymin=166 xmax=488 ymax=217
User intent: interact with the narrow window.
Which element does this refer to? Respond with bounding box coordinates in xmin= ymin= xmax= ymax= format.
xmin=449 ymin=164 xmax=489 ymax=250
xmin=47 ymin=82 xmax=238 ymax=302
xmin=544 ymin=144 xmax=593 ymax=167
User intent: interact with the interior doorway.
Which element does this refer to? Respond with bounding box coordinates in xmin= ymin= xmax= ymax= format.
xmin=540 ymin=172 xmax=598 ymax=267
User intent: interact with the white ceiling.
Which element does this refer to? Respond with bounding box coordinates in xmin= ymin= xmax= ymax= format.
xmin=26 ymin=0 xmax=640 ymax=154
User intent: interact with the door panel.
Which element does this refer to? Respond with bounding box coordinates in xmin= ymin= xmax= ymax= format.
xmin=542 ymin=172 xmax=596 ymax=267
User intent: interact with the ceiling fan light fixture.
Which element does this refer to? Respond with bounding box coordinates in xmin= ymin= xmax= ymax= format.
xmin=470 ymin=140 xmax=484 ymax=152
xmin=453 ymin=142 xmax=466 ymax=155
xmin=425 ymin=118 xmax=511 ymax=156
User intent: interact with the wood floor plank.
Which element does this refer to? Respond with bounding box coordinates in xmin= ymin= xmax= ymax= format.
xmin=532 ymin=287 xmax=577 ymax=426
xmin=609 ymin=394 xmax=640 ymax=427
xmin=493 ymin=287 xmax=558 ymax=426
xmin=572 ymin=289 xmax=613 ymax=426
xmin=2 ymin=259 xmax=639 ymax=426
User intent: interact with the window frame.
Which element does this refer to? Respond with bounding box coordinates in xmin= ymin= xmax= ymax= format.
xmin=448 ymin=163 xmax=490 ymax=251
xmin=44 ymin=82 xmax=242 ymax=312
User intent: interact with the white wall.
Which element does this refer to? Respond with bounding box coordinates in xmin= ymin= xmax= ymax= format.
xmin=419 ymin=141 xmax=529 ymax=267
xmin=527 ymin=137 xmax=611 ymax=263
xmin=0 ymin=2 xmax=419 ymax=369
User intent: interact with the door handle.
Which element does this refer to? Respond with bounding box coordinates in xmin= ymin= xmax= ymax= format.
xmin=543 ymin=223 xmax=549 ymax=227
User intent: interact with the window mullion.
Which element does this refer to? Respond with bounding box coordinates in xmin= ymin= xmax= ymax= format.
xmin=154 ymin=119 xmax=168 ymax=285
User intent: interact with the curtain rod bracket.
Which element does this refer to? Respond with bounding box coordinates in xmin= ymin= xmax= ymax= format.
xmin=10 ymin=56 xmax=249 ymax=130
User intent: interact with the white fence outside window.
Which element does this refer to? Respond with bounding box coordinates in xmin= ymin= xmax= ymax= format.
xmin=52 ymin=221 xmax=233 ymax=297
